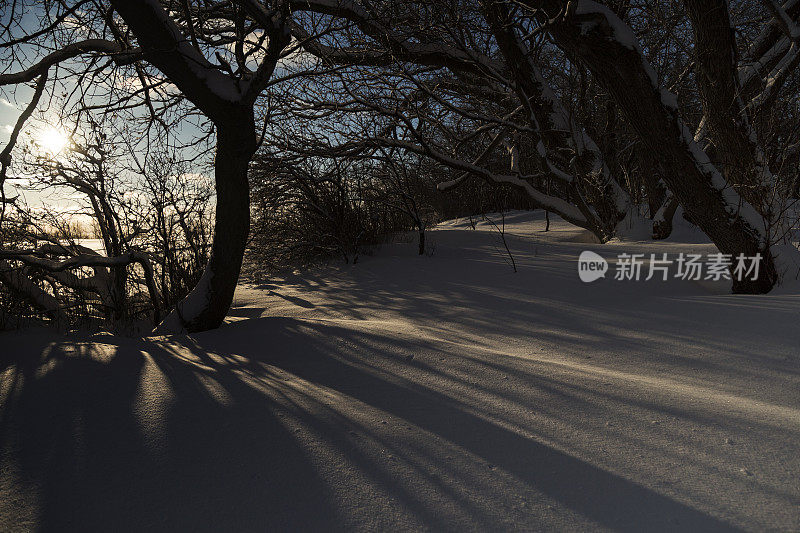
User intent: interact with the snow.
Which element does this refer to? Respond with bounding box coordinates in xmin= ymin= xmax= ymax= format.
xmin=612 ymin=210 xmax=654 ymax=241
xmin=659 ymin=88 xmax=679 ymax=111
xmin=679 ymin=123 xmax=767 ymax=242
xmin=139 ymin=0 xmax=243 ymax=104
xmin=771 ymin=242 xmax=800 ymax=291
xmin=512 ymin=23 xmax=628 ymax=215
xmin=1 ymin=211 xmax=799 ymax=530
xmin=575 ymin=0 xmax=659 ymax=86
xmin=572 ymin=0 xmax=767 ymax=241
xmin=662 ymin=206 xmax=716 ymax=244
xmin=575 ymin=1 xmax=638 ymax=49
xmin=155 ymin=265 xmax=215 ymax=334
xmin=749 ymin=42 xmax=800 ymax=110
xmin=740 ymin=36 xmax=791 ymax=89
xmin=765 ymin=0 xmax=800 ymax=41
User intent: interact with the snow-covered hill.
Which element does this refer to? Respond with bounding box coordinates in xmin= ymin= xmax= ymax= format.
xmin=2 ymin=211 xmax=799 ymax=531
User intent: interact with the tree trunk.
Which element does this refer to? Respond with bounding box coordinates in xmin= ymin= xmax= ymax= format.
xmin=683 ymin=0 xmax=773 ymax=218
xmin=418 ymin=226 xmax=425 ymax=255
xmin=652 ymin=196 xmax=679 ymax=240
xmin=155 ymin=111 xmax=256 ymax=333
xmin=480 ymin=0 xmax=628 ymax=241
xmin=110 ymin=266 xmax=128 ymax=323
xmin=523 ymin=0 xmax=778 ymax=293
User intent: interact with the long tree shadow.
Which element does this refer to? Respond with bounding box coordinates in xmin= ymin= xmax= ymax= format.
xmin=1 ymin=317 xmax=748 ymax=532
xmin=188 ymin=317 xmax=744 ymax=532
xmin=0 ymin=338 xmax=343 ymax=532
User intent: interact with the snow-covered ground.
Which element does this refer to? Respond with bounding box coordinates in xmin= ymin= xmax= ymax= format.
xmin=1 ymin=211 xmax=798 ymax=531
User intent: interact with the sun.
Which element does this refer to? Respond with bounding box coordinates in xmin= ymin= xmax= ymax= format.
xmin=37 ymin=127 xmax=69 ymax=155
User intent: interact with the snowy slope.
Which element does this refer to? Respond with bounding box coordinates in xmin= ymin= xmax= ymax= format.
xmin=1 ymin=211 xmax=799 ymax=531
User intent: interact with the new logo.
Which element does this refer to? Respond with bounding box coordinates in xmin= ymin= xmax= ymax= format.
xmin=578 ymin=251 xmax=608 ymax=282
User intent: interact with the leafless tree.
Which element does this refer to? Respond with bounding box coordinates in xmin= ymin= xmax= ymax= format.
xmin=1 ymin=0 xmax=292 ymax=331
xmin=2 ymin=0 xmax=800 ymax=336
xmin=282 ymin=0 xmax=800 ymax=292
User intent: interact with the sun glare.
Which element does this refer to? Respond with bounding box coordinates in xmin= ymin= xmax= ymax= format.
xmin=37 ymin=127 xmax=69 ymax=155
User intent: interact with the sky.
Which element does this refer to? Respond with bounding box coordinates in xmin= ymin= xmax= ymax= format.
xmin=0 ymin=4 xmax=326 ymax=229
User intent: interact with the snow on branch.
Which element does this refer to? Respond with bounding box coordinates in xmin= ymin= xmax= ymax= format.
xmin=740 ymin=1 xmax=800 ymax=111
xmin=482 ymin=0 xmax=629 ymax=218
xmin=520 ymin=0 xmax=769 ymax=246
xmin=762 ymin=0 xmax=800 ymax=42
xmin=0 ymin=249 xmax=161 ymax=324
xmin=747 ymin=42 xmax=800 ymax=110
xmin=110 ymin=0 xmax=243 ymax=116
xmin=0 ymin=40 xmax=139 ymax=86
xmin=0 ymin=260 xmax=68 ymax=323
